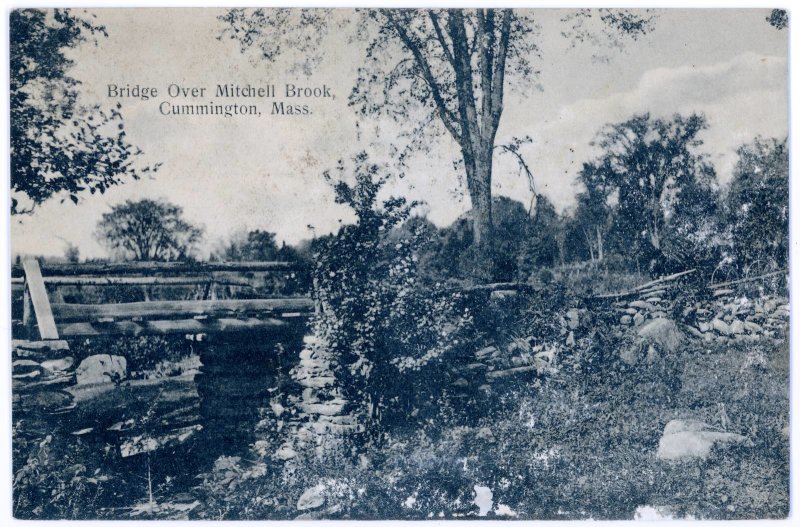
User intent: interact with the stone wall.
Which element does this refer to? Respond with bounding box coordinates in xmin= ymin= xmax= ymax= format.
xmin=12 ymin=340 xmax=77 ymax=421
xmin=613 ymin=283 xmax=788 ymax=343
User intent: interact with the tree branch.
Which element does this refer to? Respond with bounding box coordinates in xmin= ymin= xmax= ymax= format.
xmin=385 ymin=10 xmax=462 ymax=144
xmin=429 ymin=10 xmax=455 ymax=67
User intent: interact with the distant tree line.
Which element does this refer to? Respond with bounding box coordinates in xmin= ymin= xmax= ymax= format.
xmin=51 ymin=112 xmax=785 ymax=288
xmin=383 ymin=115 xmax=787 ymax=284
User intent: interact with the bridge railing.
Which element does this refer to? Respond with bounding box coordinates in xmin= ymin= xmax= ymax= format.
xmin=12 ymin=259 xmax=314 ymax=341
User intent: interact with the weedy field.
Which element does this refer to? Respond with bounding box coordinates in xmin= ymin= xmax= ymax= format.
xmin=15 ymin=271 xmax=787 ymax=520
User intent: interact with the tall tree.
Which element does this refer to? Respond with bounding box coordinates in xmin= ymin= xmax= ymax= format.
xmin=590 ymin=113 xmax=714 ymax=270
xmin=574 ymin=160 xmax=616 ymax=262
xmin=10 ymin=9 xmax=156 ymax=215
xmin=724 ymin=137 xmax=788 ymax=271
xmin=220 ymin=8 xmax=656 ymax=279
xmin=96 ymin=199 xmax=203 ymax=261
xmin=516 ymin=196 xmax=562 ymax=278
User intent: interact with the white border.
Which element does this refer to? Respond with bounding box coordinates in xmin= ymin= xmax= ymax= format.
xmin=0 ymin=2 xmax=795 ymax=526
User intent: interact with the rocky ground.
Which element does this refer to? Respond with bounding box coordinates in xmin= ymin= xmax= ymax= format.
xmin=12 ymin=278 xmax=790 ymax=520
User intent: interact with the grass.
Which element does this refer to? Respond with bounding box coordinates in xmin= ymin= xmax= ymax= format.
xmin=192 ymin=317 xmax=789 ymax=520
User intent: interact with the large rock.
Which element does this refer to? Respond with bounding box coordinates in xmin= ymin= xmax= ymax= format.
xmin=297 ymin=484 xmax=326 ymax=510
xmin=657 ymin=419 xmax=749 ymax=461
xmin=75 ymin=354 xmax=127 ymax=385
xmin=620 ymin=319 xmax=684 ymax=365
xmin=637 ymin=318 xmax=683 ymax=353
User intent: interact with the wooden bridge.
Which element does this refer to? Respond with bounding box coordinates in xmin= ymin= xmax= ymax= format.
xmin=11 ymin=258 xmax=316 ymax=457
xmin=11 ymin=258 xmax=314 ymax=342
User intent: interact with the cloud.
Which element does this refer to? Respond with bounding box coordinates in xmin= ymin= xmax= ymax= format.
xmin=496 ymin=52 xmax=788 ymax=211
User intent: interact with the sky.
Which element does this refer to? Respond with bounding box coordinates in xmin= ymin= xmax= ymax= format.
xmin=10 ymin=8 xmax=789 ymax=260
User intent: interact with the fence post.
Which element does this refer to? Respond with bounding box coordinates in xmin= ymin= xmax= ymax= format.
xmin=22 ymin=258 xmax=60 ymax=340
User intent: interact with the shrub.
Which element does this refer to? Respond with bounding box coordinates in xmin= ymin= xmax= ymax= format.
xmin=310 ymin=154 xmax=476 ymax=441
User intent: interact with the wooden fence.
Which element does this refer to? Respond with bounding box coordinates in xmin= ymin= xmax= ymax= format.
xmin=12 ymin=259 xmax=314 ymax=341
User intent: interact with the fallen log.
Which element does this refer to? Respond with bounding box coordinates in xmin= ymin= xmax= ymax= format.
xmin=51 ymin=298 xmax=313 ymax=322
xmin=709 ymin=270 xmax=787 ymax=290
xmin=593 ymin=269 xmax=696 ymax=300
xmin=11 ymin=275 xmax=258 ymax=288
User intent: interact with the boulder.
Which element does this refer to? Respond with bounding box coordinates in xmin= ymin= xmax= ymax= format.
xmin=637 ymin=318 xmax=683 ymax=354
xmin=297 ymin=485 xmax=326 ymax=511
xmin=630 ymin=300 xmax=654 ymax=310
xmin=619 ymin=346 xmax=639 ymax=365
xmin=620 ymin=315 xmax=632 ymax=325
xmin=475 ymin=427 xmax=496 ymax=443
xmin=75 ymin=354 xmax=127 ymax=385
xmin=729 ymin=320 xmax=744 ymax=335
xmin=657 ymin=419 xmax=749 ymax=461
xmin=633 ymin=312 xmax=645 ymax=326
xmin=275 ymin=443 xmax=298 ymax=460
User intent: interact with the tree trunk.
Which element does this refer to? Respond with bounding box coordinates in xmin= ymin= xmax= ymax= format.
xmin=583 ymin=228 xmax=595 ymax=262
xmin=596 ymin=224 xmax=605 ymax=262
xmin=463 ymin=143 xmax=494 ymax=281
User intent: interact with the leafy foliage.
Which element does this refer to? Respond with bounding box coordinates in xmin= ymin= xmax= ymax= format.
xmin=311 ymin=154 xmax=475 ymax=435
xmin=220 ymin=7 xmax=658 ymax=279
xmin=10 ymin=9 xmax=157 ymax=215
xmin=766 ymin=9 xmax=788 ymax=30
xmin=213 ymin=229 xmax=303 ymax=264
xmin=96 ymin=199 xmax=203 ymax=261
xmin=723 ymin=137 xmax=788 ymax=272
xmin=573 ymin=113 xmax=718 ymax=274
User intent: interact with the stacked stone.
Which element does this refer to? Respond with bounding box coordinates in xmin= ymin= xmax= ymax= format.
xmin=475 ymin=338 xmax=561 ymax=381
xmin=616 ymin=287 xmax=674 ymax=327
xmin=12 ymin=340 xmax=76 ymax=418
xmin=274 ymin=336 xmax=363 ymax=461
xmin=12 ymin=340 xmax=76 ymax=451
xmin=684 ymin=292 xmax=789 ymax=342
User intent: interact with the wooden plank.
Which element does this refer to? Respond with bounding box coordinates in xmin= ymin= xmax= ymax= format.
xmin=631 ymin=269 xmax=696 ymax=293
xmin=50 ymin=298 xmax=313 ymax=323
xmin=22 ymin=259 xmax=59 ymax=340
xmin=57 ymin=316 xmax=292 ymax=337
xmin=14 ymin=275 xmax=255 ymax=287
xmin=11 ymin=260 xmax=299 ymax=277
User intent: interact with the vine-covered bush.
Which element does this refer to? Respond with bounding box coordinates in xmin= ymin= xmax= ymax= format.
xmin=311 ymin=154 xmax=476 ymax=439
